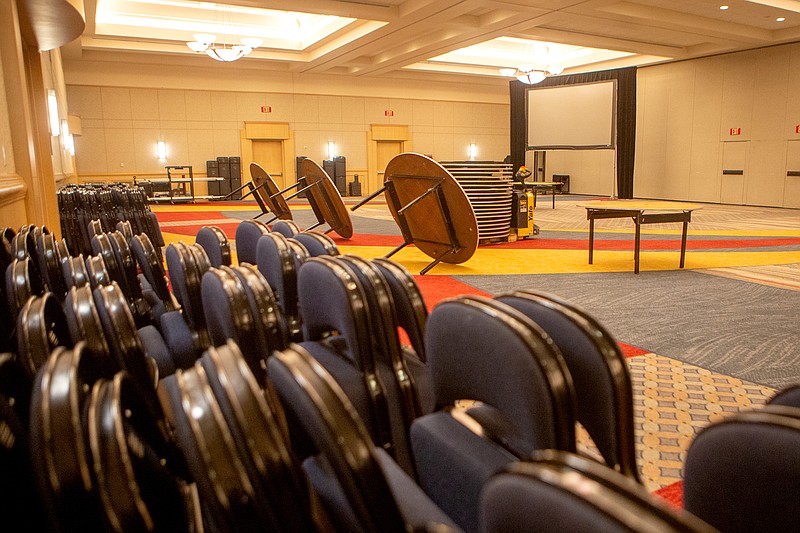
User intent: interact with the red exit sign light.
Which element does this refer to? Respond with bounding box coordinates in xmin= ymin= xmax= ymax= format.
xmin=796 ymin=124 xmax=800 ymax=134
xmin=260 ymin=106 xmax=272 ymax=113
xmin=385 ymin=110 xmax=394 ymax=116
xmin=729 ymin=127 xmax=741 ymax=136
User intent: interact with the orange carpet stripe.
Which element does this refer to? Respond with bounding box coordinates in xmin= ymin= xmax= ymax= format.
xmin=495 ymin=237 xmax=800 ymax=251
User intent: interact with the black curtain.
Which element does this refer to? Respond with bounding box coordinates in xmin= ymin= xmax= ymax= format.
xmin=509 ymin=67 xmax=636 ymax=198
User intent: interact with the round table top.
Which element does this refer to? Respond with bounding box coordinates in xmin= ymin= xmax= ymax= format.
xmin=299 ymin=159 xmax=353 ymax=239
xmin=249 ymin=163 xmax=293 ymax=220
xmin=577 ymin=199 xmax=703 ymax=211
xmin=383 ymin=153 xmax=478 ymax=265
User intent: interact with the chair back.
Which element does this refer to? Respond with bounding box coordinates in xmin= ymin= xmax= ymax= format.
xmin=409 ymin=296 xmax=574 ymax=533
xmin=372 ymin=258 xmax=427 ymax=362
xmin=683 ymin=406 xmax=800 ymax=533
xmin=165 ymin=242 xmax=210 ymax=346
xmin=256 ymin=232 xmax=302 ymax=340
xmin=335 ymin=254 xmax=424 ymax=474
xmin=496 ymin=290 xmax=639 ymax=481
xmin=268 ymin=344 xmax=407 ymax=533
xmin=481 ymin=450 xmax=717 ymax=533
xmin=272 ymin=220 xmax=301 ymax=238
xmin=195 ymin=225 xmax=231 ymax=267
xmin=767 ymin=384 xmax=800 ymax=408
xmin=293 ymin=231 xmax=340 ymax=257
xmin=234 ymin=219 xmax=270 ymax=265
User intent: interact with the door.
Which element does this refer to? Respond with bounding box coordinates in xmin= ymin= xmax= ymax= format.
xmin=252 ymin=140 xmax=285 ymax=189
xmin=720 ymin=141 xmax=748 ymax=205
xmin=786 ymin=140 xmax=800 ymax=209
xmin=376 ymin=141 xmax=402 ymax=193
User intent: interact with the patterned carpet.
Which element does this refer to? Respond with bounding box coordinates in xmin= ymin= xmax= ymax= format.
xmin=152 ymin=196 xmax=800 ymax=502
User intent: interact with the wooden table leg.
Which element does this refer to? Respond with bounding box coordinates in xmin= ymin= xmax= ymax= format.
xmin=680 ymin=218 xmax=689 ymax=268
xmin=588 ymin=217 xmax=595 ymax=264
xmin=634 ymin=213 xmax=642 ymax=274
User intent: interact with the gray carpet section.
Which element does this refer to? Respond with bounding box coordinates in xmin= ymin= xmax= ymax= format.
xmin=457 ymin=271 xmax=800 ymax=389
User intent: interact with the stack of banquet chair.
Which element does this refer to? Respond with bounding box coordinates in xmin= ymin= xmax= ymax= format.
xmin=58 ymin=183 xmax=164 ymax=260
xmin=3 ymin=213 xmax=799 ymax=532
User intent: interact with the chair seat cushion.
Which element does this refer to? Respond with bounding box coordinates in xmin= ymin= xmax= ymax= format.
xmin=410 ymin=412 xmax=516 ymax=533
xmin=304 ymin=449 xmax=461 ymax=533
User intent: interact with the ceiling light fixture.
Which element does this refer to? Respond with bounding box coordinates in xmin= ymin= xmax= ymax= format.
xmin=720 ymin=5 xmax=729 ymax=10
xmin=502 ymin=64 xmax=564 ymax=85
xmin=777 ymin=16 xmax=786 ymax=21
xmin=499 ymin=45 xmax=565 ymax=85
xmin=187 ymin=33 xmax=262 ymax=62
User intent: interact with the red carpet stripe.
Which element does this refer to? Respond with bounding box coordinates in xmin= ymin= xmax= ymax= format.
xmin=155 ymin=211 xmax=228 ymax=222
xmin=164 ymin=223 xmax=239 ymax=238
xmin=653 ymin=480 xmax=683 ymax=508
xmin=618 ymin=342 xmax=649 ymax=358
xmin=331 ymin=234 xmax=406 ymax=246
xmin=413 ymin=275 xmax=491 ymax=311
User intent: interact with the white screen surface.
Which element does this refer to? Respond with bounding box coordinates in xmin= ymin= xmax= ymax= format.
xmin=527 ymin=81 xmax=616 ymax=149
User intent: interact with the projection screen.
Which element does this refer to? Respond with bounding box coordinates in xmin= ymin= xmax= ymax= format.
xmin=526 ymin=80 xmax=617 ymax=150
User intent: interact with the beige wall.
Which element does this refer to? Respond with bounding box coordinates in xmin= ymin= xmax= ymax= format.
xmin=636 ymin=42 xmax=800 ymax=207
xmin=66 ymin=84 xmax=509 ymax=182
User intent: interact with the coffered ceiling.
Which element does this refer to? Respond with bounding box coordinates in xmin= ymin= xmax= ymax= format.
xmin=67 ymin=0 xmax=800 ymax=82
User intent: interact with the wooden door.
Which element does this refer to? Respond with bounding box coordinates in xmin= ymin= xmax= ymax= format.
xmin=252 ymin=140 xmax=285 ymax=189
xmin=785 ymin=140 xmax=800 ymax=209
xmin=720 ymin=141 xmax=748 ymax=205
xmin=375 ymin=140 xmax=403 ymax=193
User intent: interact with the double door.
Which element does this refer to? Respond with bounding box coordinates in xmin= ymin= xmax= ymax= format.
xmin=720 ymin=140 xmax=800 ymax=207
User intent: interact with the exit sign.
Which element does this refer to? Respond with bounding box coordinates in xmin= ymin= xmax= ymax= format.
xmin=384 ymin=110 xmax=394 ymax=116
xmin=260 ymin=106 xmax=272 ymax=113
xmin=729 ymin=127 xmax=741 ymax=136
xmin=796 ymin=124 xmax=800 ymax=134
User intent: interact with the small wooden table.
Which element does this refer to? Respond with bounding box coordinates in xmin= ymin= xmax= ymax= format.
xmin=578 ymin=200 xmax=702 ymax=274
xmin=524 ymin=181 xmax=564 ymax=208
xmin=299 ymin=159 xmax=354 ymax=239
xmin=249 ymin=162 xmax=293 ymax=221
xmin=383 ymin=153 xmax=478 ymax=274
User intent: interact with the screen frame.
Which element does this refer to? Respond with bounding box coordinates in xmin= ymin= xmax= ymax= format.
xmin=525 ymin=79 xmax=618 ymax=151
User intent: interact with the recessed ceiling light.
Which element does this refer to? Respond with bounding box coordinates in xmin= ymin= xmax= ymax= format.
xmin=720 ymin=5 xmax=729 ymax=10
xmin=777 ymin=16 xmax=786 ymax=21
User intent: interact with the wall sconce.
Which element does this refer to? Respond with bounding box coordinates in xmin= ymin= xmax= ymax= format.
xmin=61 ymin=119 xmax=75 ymax=156
xmin=468 ymin=143 xmax=478 ymax=160
xmin=157 ymin=140 xmax=167 ymax=161
xmin=327 ymin=141 xmax=336 ymax=159
xmin=47 ymin=90 xmax=60 ymax=137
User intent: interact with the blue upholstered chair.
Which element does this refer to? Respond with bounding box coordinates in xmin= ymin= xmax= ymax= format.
xmin=267 ymin=344 xmax=462 ymax=533
xmin=683 ymin=406 xmax=800 ymax=533
xmin=495 ymin=290 xmax=640 ymax=482
xmin=195 ymin=225 xmax=231 ymax=267
xmin=409 ymin=295 xmax=575 ymax=533
xmin=293 ymin=231 xmax=340 ymax=257
xmin=130 ymin=233 xmax=176 ymax=319
xmin=165 ymin=341 xmax=313 ymax=532
xmin=234 ymin=219 xmax=270 ymax=265
xmin=372 ymin=258 xmax=427 ymax=363
xmin=271 ymin=219 xmax=301 ymax=238
xmin=201 ymin=265 xmax=286 ymax=382
xmin=161 ymin=242 xmax=211 ymax=368
xmin=296 ymin=256 xmax=396 ymax=457
xmin=481 ymin=450 xmax=716 ymax=533
xmin=334 ymin=255 xmax=430 ymax=475
xmin=256 ymin=232 xmax=302 ymax=341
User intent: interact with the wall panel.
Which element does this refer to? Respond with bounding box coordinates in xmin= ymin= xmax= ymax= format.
xmin=746 ymin=140 xmax=786 ymax=207
xmin=69 ymin=84 xmax=510 ymax=178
